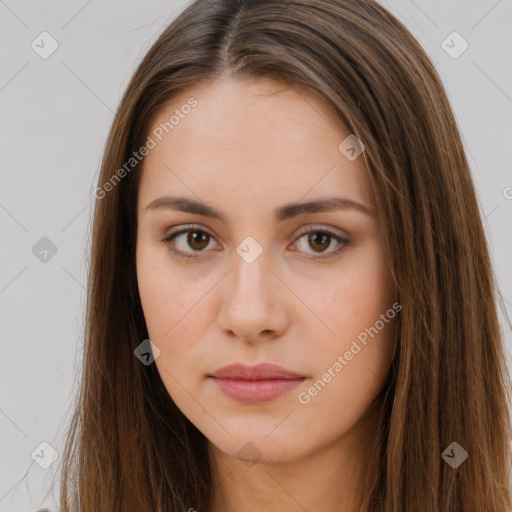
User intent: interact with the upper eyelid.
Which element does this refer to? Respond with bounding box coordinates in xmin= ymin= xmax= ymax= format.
xmin=164 ymin=223 xmax=217 ymax=241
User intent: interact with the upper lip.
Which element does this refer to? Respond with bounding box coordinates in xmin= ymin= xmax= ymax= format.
xmin=209 ymin=362 xmax=305 ymax=380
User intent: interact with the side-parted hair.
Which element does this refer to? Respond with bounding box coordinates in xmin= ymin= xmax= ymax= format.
xmin=59 ymin=0 xmax=512 ymax=510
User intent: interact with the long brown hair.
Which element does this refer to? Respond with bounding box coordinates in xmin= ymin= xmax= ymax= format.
xmin=58 ymin=0 xmax=512 ymax=510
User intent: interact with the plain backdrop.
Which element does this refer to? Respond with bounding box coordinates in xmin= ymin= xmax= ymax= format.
xmin=1 ymin=0 xmax=511 ymax=510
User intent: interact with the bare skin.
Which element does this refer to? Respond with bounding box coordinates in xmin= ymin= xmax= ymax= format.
xmin=136 ymin=76 xmax=397 ymax=512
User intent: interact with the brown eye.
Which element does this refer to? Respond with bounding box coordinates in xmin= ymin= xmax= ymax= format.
xmin=307 ymin=232 xmax=331 ymax=252
xmin=293 ymin=228 xmax=349 ymax=260
xmin=187 ymin=231 xmax=210 ymax=251
xmin=162 ymin=225 xmax=349 ymax=261
xmin=162 ymin=227 xmax=219 ymax=259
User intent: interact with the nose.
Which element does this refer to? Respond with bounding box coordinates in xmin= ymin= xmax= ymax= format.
xmin=216 ymin=248 xmax=290 ymax=344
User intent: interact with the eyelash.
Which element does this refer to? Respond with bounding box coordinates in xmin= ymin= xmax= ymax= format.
xmin=161 ymin=224 xmax=349 ymax=261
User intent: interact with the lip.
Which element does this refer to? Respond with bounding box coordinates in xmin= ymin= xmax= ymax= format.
xmin=208 ymin=363 xmax=306 ymax=404
xmin=210 ymin=362 xmax=305 ymax=380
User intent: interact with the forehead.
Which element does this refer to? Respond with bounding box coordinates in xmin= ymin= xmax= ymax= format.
xmin=147 ymin=76 xmax=346 ymax=151
xmin=137 ymin=77 xmax=373 ymax=215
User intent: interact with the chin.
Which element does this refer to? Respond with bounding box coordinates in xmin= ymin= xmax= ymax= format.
xmin=207 ymin=429 xmax=314 ymax=466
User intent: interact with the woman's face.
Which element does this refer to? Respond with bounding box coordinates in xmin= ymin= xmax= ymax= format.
xmin=136 ymin=77 xmax=397 ymax=465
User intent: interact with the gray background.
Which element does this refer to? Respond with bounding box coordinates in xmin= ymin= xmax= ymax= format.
xmin=1 ymin=0 xmax=511 ymax=510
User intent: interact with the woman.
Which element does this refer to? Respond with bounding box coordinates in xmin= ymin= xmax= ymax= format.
xmin=58 ymin=0 xmax=512 ymax=510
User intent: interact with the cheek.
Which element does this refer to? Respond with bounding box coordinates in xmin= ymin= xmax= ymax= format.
xmin=309 ymin=239 xmax=394 ymax=339
xmin=137 ymin=243 xmax=201 ymax=339
xmin=298 ymin=304 xmax=396 ymax=440
xmin=136 ymin=253 xmax=206 ymax=409
xmin=305 ymin=240 xmax=395 ymax=395
xmin=136 ymin=253 xmax=174 ymax=339
xmin=136 ymin=244 xmax=218 ymax=381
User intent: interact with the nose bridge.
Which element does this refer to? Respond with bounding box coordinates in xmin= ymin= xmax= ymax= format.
xmin=217 ymin=238 xmax=286 ymax=340
xmin=229 ymin=241 xmax=272 ymax=310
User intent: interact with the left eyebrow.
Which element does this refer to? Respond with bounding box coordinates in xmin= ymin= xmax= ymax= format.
xmin=144 ymin=196 xmax=377 ymax=221
xmin=275 ymin=197 xmax=377 ymax=221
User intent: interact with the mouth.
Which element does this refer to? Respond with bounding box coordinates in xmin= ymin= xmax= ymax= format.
xmin=208 ymin=362 xmax=307 ymax=404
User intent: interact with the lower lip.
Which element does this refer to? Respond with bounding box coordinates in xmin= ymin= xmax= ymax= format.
xmin=210 ymin=377 xmax=305 ymax=404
